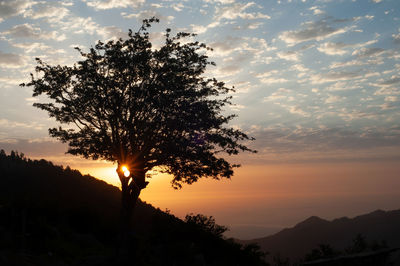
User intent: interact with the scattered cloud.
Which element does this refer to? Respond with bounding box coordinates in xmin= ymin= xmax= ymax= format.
xmin=325 ymin=94 xmax=345 ymax=104
xmin=233 ymin=22 xmax=263 ymax=30
xmin=374 ymin=87 xmax=400 ymax=95
xmin=2 ymin=23 xmax=66 ymax=41
xmin=277 ymin=50 xmax=301 ymax=61
xmin=288 ymin=106 xmax=310 ymax=117
xmin=263 ymin=88 xmax=292 ymax=101
xmin=280 ymin=20 xmax=350 ymax=45
xmin=258 ymin=75 xmax=288 ymax=84
xmin=171 ymin=2 xmax=184 ymax=12
xmin=12 ymin=42 xmax=51 ymax=53
xmin=326 ymin=81 xmax=361 ymax=91
xmin=121 ymin=10 xmax=174 ymax=22
xmin=309 ymin=6 xmax=325 ymax=15
xmin=317 ymin=42 xmax=349 ymax=55
xmin=0 ymin=0 xmax=35 ymax=22
xmin=214 ymin=2 xmax=271 ymax=21
xmin=352 ymin=47 xmax=385 ymax=58
xmin=0 ymin=118 xmax=43 ymax=130
xmin=24 ymin=2 xmax=70 ymax=20
xmin=393 ymin=31 xmax=400 ymax=44
xmin=84 ymin=0 xmax=145 ymax=10
xmin=0 ymin=51 xmax=27 ymax=69
xmin=310 ymin=71 xmax=362 ymax=84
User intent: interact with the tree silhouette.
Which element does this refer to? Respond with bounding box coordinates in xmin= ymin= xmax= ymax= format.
xmin=185 ymin=213 xmax=228 ymax=238
xmin=21 ymin=18 xmax=255 ymax=241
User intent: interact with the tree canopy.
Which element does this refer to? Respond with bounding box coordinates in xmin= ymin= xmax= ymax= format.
xmin=22 ymin=18 xmax=255 ymax=188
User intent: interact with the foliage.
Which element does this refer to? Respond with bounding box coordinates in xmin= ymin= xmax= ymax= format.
xmin=345 ymin=233 xmax=387 ymax=254
xmin=185 ymin=213 xmax=228 ymax=238
xmin=304 ymin=234 xmax=389 ymax=263
xmin=304 ymin=244 xmax=340 ymax=262
xmin=21 ymin=17 xmax=255 ymax=189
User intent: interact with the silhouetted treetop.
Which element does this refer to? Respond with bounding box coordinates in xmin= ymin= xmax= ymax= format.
xmin=22 ymin=17 xmax=255 ymax=188
xmin=185 ymin=213 xmax=228 ymax=238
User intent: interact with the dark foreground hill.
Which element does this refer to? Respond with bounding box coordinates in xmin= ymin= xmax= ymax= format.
xmin=0 ymin=150 xmax=266 ymax=266
xmin=242 ymin=208 xmax=400 ymax=263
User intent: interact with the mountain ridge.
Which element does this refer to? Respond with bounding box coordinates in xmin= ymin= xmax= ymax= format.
xmin=241 ymin=208 xmax=400 ymax=262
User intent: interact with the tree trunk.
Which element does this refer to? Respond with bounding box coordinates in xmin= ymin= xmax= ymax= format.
xmin=117 ymin=163 xmax=148 ymax=257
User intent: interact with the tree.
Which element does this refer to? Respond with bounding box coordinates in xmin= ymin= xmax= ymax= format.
xmin=21 ymin=18 xmax=255 ymax=239
xmin=185 ymin=213 xmax=228 ymax=238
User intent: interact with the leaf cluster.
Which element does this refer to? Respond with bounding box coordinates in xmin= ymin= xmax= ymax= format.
xmin=21 ymin=18 xmax=255 ymax=188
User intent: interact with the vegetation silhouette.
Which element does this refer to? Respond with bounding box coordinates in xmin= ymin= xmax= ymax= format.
xmin=0 ymin=150 xmax=267 ymax=265
xmin=20 ymin=17 xmax=255 ymax=251
xmin=302 ymin=234 xmax=397 ymax=266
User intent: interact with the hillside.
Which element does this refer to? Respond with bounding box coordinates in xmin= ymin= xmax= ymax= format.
xmin=0 ymin=150 xmax=267 ymax=266
xmin=242 ymin=209 xmax=400 ymax=262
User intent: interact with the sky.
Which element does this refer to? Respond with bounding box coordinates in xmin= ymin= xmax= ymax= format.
xmin=1 ymin=0 xmax=400 ymax=239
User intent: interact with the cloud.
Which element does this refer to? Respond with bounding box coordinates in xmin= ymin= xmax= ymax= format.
xmin=0 ymin=76 xmax=26 ymax=87
xmin=194 ymin=2 xmax=270 ymax=34
xmin=288 ymin=106 xmax=310 ymax=117
xmin=326 ymin=81 xmax=361 ymax=91
xmin=191 ymin=24 xmax=208 ymax=34
xmin=263 ymin=88 xmax=292 ymax=101
xmin=171 ymin=2 xmax=184 ymax=12
xmin=53 ymin=15 xmax=125 ymax=41
xmin=2 ymin=23 xmax=66 ymax=41
xmin=374 ymin=87 xmax=400 ymax=95
xmin=279 ymin=20 xmax=350 ymax=45
xmin=338 ymin=110 xmax=379 ymax=122
xmin=0 ymin=0 xmax=35 ymax=22
xmin=204 ymin=0 xmax=235 ymax=4
xmin=0 ymin=138 xmax=68 ymax=158
xmin=246 ymin=126 xmax=400 ymax=163
xmin=24 ymin=2 xmax=70 ymax=20
xmin=121 ymin=10 xmax=174 ymax=22
xmin=215 ymin=2 xmax=271 ymax=20
xmin=380 ymin=102 xmax=398 ymax=110
xmin=216 ymin=2 xmax=270 ymax=20
xmin=290 ymin=64 xmax=310 ymax=78
xmin=209 ymin=36 xmax=242 ymax=56
xmin=233 ymin=22 xmax=263 ymax=30
xmin=218 ymin=65 xmax=241 ymax=75
xmin=317 ymin=42 xmax=349 ymax=55
xmin=97 ymin=26 xmax=127 ymax=41
xmin=56 ymin=16 xmax=98 ymax=35
xmin=84 ymin=0 xmax=145 ymax=10
xmin=277 ymin=50 xmax=301 ymax=61
xmin=211 ymin=2 xmax=270 ymax=31
xmin=385 ymin=96 xmax=398 ymax=102
xmin=12 ymin=42 xmax=51 ymax=53
xmin=0 ymin=118 xmax=43 ymax=131
xmin=258 ymin=76 xmax=288 ymax=84
xmin=352 ymin=47 xmax=385 ymax=58
xmin=310 ymin=71 xmax=362 ymax=84
xmin=393 ymin=32 xmax=400 ymax=44
xmin=209 ymin=36 xmax=271 ymax=59
xmin=329 ymin=58 xmax=383 ymax=69
xmin=0 ymin=51 xmax=27 ymax=69
xmin=309 ymin=6 xmax=325 ymax=15
xmin=376 ymin=77 xmax=400 ymax=86
xmin=325 ymin=94 xmax=345 ymax=104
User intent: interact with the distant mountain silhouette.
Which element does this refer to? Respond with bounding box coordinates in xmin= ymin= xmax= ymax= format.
xmin=0 ymin=150 xmax=267 ymax=266
xmin=241 ymin=209 xmax=400 ymax=262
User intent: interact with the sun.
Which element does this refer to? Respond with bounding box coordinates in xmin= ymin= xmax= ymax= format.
xmin=121 ymin=165 xmax=130 ymax=177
